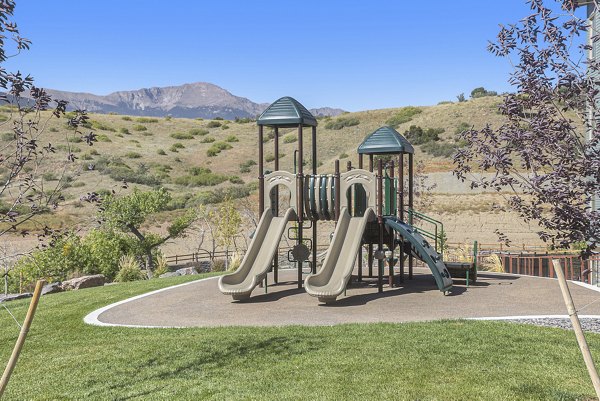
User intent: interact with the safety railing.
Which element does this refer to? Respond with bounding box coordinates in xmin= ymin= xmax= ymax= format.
xmin=406 ymin=208 xmax=445 ymax=256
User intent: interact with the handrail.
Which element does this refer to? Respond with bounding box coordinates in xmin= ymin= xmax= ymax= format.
xmin=406 ymin=208 xmax=445 ymax=257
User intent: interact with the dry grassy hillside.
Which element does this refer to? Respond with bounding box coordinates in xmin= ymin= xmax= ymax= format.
xmin=0 ymin=96 xmax=550 ymax=252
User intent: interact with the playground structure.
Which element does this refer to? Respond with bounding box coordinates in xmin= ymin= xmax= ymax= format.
xmin=219 ymin=97 xmax=455 ymax=303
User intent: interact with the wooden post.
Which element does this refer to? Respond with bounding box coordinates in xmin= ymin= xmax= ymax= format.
xmin=408 ymin=153 xmax=414 ymax=280
xmin=273 ymin=126 xmax=279 ymax=283
xmin=258 ymin=125 xmax=265 ymax=216
xmin=0 ymin=280 xmax=45 ymax=398
xmin=334 ymin=160 xmax=341 ymax=221
xmin=388 ymin=160 xmax=395 ymax=287
xmin=358 ymin=154 xmax=363 ymax=281
xmin=368 ymin=154 xmax=374 ymax=277
xmin=297 ymin=124 xmax=304 ymax=288
xmin=552 ymin=259 xmax=600 ymax=399
xmin=312 ymin=126 xmax=317 ymax=274
xmin=378 ymin=159 xmax=384 ymax=293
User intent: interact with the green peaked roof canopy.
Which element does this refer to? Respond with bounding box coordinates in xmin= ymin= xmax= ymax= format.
xmin=257 ymin=96 xmax=317 ymax=127
xmin=357 ymin=126 xmax=414 ymax=155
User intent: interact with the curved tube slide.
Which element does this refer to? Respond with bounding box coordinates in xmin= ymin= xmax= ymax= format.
xmin=219 ymin=208 xmax=296 ymax=301
xmin=305 ymin=207 xmax=376 ymax=303
xmin=384 ymin=217 xmax=453 ymax=293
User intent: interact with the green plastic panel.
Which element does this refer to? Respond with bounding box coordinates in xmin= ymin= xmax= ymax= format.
xmin=357 ymin=126 xmax=414 ymax=155
xmin=257 ymin=96 xmax=317 ymax=127
xmin=384 ymin=175 xmax=396 ymax=215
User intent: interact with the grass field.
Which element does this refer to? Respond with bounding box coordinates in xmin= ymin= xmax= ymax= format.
xmin=0 ymin=274 xmax=598 ymax=400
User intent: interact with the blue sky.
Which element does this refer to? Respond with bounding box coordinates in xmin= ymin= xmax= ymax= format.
xmin=5 ymin=0 xmax=588 ymax=111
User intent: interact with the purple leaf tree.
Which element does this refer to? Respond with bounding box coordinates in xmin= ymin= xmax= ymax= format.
xmin=454 ymin=0 xmax=600 ymax=258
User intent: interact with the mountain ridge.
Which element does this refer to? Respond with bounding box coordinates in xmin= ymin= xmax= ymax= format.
xmin=43 ymin=82 xmax=345 ymax=120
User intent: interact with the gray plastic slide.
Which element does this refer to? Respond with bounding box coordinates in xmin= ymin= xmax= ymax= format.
xmin=219 ymin=207 xmax=296 ymax=301
xmin=304 ymin=207 xmax=376 ymax=303
xmin=384 ymin=217 xmax=453 ymax=293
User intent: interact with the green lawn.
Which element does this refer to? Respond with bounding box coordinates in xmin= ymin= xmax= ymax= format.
xmin=0 ymin=274 xmax=598 ymax=400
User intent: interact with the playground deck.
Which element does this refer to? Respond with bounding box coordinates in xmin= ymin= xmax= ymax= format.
xmin=89 ymin=269 xmax=600 ymax=328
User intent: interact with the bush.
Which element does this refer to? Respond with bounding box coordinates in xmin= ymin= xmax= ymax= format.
xmin=221 ymin=125 xmax=230 ymax=130
xmin=234 ymin=117 xmax=253 ymax=124
xmin=170 ymin=132 xmax=194 ymax=140
xmin=93 ymin=156 xmax=161 ymax=186
xmin=324 ymin=116 xmax=360 ymax=130
xmin=49 ymin=127 xmax=59 ymax=132
xmin=239 ymin=159 xmax=256 ymax=173
xmin=404 ymin=125 xmax=445 ymax=145
xmin=122 ymin=116 xmax=132 ymax=121
xmin=170 ymin=143 xmax=185 ymax=152
xmin=207 ymin=121 xmax=222 ymax=128
xmin=157 ymin=149 xmax=167 ymax=155
xmin=206 ymin=142 xmax=232 ymax=157
xmin=90 ymin=148 xmax=99 ymax=155
xmin=97 ymin=134 xmax=112 ymax=142
xmin=214 ymin=117 xmax=224 ymax=120
xmin=262 ymin=131 xmax=275 ymax=143
xmin=200 ymin=136 xmax=216 ymax=143
xmin=454 ymin=122 xmax=471 ymax=136
xmin=42 ymin=172 xmax=58 ymax=181
xmin=119 ymin=127 xmax=130 ymax=135
xmin=186 ymin=185 xmax=252 ymax=206
xmin=386 ymin=107 xmax=422 ymax=128
xmin=225 ymin=135 xmax=239 ymax=143
xmin=133 ymin=124 xmax=147 ymax=131
xmin=136 ymin=117 xmax=159 ymax=123
xmin=283 ymin=134 xmax=297 ymax=144
xmin=1 ymin=132 xmax=13 ymax=141
xmin=212 ymin=259 xmax=226 ymax=272
xmin=229 ymin=176 xmax=244 ymax=184
xmin=190 ymin=128 xmax=209 ymax=136
xmin=69 ymin=136 xmax=83 ymax=143
xmin=91 ymin=120 xmax=116 ymax=132
xmin=339 ymin=152 xmax=349 ymax=159
xmin=470 ymin=87 xmax=498 ymax=98
xmin=174 ymin=167 xmax=229 ymax=187
xmin=420 ymin=141 xmax=458 ymax=158
xmin=115 ymin=255 xmax=145 ymax=282
xmin=125 ymin=151 xmax=142 ymax=159
xmin=265 ymin=153 xmax=285 ymax=162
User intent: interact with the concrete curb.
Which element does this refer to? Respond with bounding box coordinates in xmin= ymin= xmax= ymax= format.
xmin=83 ymin=276 xmax=220 ymax=329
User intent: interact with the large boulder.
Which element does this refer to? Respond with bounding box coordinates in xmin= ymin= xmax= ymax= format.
xmin=159 ymin=272 xmax=180 ymax=278
xmin=42 ymin=282 xmax=63 ymax=296
xmin=175 ymin=267 xmax=198 ymax=276
xmin=61 ymin=274 xmax=105 ymax=291
xmin=0 ymin=293 xmax=32 ymax=303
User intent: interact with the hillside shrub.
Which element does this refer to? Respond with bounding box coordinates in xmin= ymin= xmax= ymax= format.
xmin=136 ymin=117 xmax=159 ymax=123
xmin=421 ymin=141 xmax=457 ymax=158
xmin=283 ymin=134 xmax=297 ymax=144
xmin=125 ymin=151 xmax=142 ymax=159
xmin=454 ymin=122 xmax=471 ymax=136
xmin=119 ymin=127 xmax=130 ymax=135
xmin=174 ymin=167 xmax=229 ymax=187
xmin=207 ymin=121 xmax=222 ymax=128
xmin=186 ymin=185 xmax=252 ymax=206
xmin=386 ymin=107 xmax=422 ymax=128
xmin=170 ymin=143 xmax=185 ymax=152
xmin=122 ymin=116 xmax=132 ymax=121
xmin=157 ymin=149 xmax=166 ymax=155
xmin=91 ymin=120 xmax=116 ymax=132
xmin=324 ymin=116 xmax=360 ymax=130
xmin=214 ymin=117 xmax=224 ymax=121
xmin=190 ymin=128 xmax=209 ymax=136
xmin=207 ymin=142 xmax=232 ymax=157
xmin=229 ymin=176 xmax=244 ymax=184
xmin=470 ymin=87 xmax=498 ymax=99
xmin=404 ymin=125 xmax=444 ymax=145
xmin=221 ymin=125 xmax=230 ymax=130
xmin=200 ymin=136 xmax=216 ymax=143
xmin=234 ymin=117 xmax=253 ymax=124
xmin=133 ymin=124 xmax=147 ymax=131
xmin=339 ymin=152 xmax=349 ymax=159
xmin=239 ymin=159 xmax=256 ymax=173
xmin=170 ymin=132 xmax=194 ymax=140
xmin=265 ymin=153 xmax=285 ymax=162
xmin=93 ymin=156 xmax=161 ymax=186
xmin=1 ymin=132 xmax=13 ymax=141
xmin=97 ymin=134 xmax=112 ymax=142
xmin=225 ymin=135 xmax=239 ymax=143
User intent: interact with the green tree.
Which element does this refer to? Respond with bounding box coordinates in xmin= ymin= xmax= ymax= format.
xmin=213 ymin=197 xmax=242 ymax=270
xmin=99 ymin=188 xmax=196 ymax=278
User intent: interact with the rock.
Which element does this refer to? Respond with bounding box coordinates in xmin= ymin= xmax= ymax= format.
xmin=0 ymin=293 xmax=32 ymax=303
xmin=159 ymin=272 xmax=180 ymax=278
xmin=61 ymin=274 xmax=105 ymax=291
xmin=42 ymin=282 xmax=63 ymax=295
xmin=175 ymin=267 xmax=198 ymax=276
xmin=197 ymin=261 xmax=212 ymax=273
